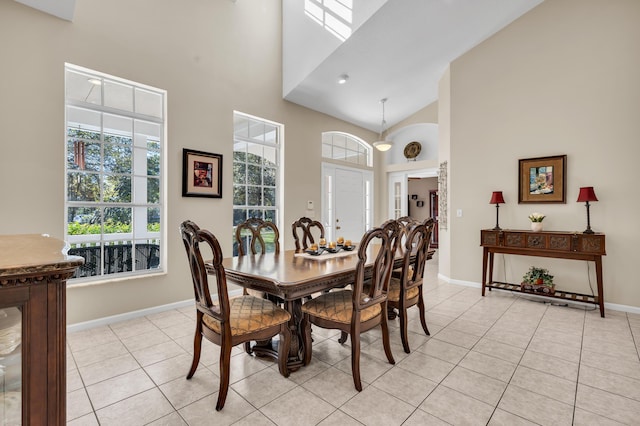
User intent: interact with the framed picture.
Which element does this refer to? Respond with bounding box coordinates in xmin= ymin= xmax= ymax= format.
xmin=518 ymin=155 xmax=566 ymax=204
xmin=182 ymin=148 xmax=222 ymax=198
xmin=416 ymin=200 xmax=425 ymax=207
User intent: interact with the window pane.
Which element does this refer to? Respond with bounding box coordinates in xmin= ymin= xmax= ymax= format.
xmin=247 ymin=186 xmax=261 ymax=206
xmin=104 ymin=143 xmax=132 ymax=173
xmin=264 ymin=188 xmax=275 ymax=206
xmin=104 ymin=240 xmax=133 ymax=274
xmin=234 ymin=115 xmax=249 ymax=139
xmin=233 ymin=209 xmax=247 ymax=226
xmin=68 ymin=172 xmax=100 ymax=201
xmin=234 ymin=186 xmax=246 ymax=206
xmin=104 ymin=80 xmax=134 ymax=112
xmin=135 ymin=88 xmax=163 ymax=118
xmin=67 ymin=207 xmax=101 ymax=236
xmin=134 ymin=240 xmax=160 ymax=270
xmin=66 ymin=69 xmax=103 ymax=104
xmin=67 ymin=140 xmax=101 ymax=172
xmin=69 ymin=243 xmax=102 ymax=278
xmin=233 ymin=162 xmax=246 ymax=185
xmin=247 ymin=144 xmax=262 ymax=164
xmin=104 ymin=207 xmax=131 ymax=233
xmin=147 ymin=208 xmax=160 ymax=231
xmin=103 ymin=114 xmax=133 ymax=145
xmin=248 ymin=209 xmax=263 ymax=219
xmin=264 ymin=210 xmax=276 ymax=222
xmin=263 ymin=146 xmax=277 ymax=167
xmin=263 ymin=124 xmax=277 ymax=143
xmin=247 ymin=165 xmax=261 ymax=185
xmin=104 ymin=175 xmax=132 ymax=203
xmin=147 ymin=150 xmax=160 ymax=176
xmin=147 ymin=178 xmax=159 ymax=203
xmin=264 ymin=167 xmax=276 ymax=187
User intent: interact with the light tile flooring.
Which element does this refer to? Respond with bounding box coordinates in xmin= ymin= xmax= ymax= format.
xmin=67 ymin=256 xmax=640 ymax=425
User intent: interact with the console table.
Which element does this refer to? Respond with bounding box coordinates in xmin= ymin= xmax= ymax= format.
xmin=480 ymin=229 xmax=606 ymax=317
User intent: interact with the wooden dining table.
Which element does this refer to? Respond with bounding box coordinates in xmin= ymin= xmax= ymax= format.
xmin=219 ymin=247 xmax=434 ymax=370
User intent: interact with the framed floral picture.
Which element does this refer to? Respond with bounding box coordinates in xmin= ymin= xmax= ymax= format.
xmin=518 ymin=155 xmax=566 ymax=203
xmin=182 ymin=148 xmax=222 ymax=198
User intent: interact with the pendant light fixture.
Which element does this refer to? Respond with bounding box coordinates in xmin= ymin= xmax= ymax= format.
xmin=372 ymin=98 xmax=393 ymax=152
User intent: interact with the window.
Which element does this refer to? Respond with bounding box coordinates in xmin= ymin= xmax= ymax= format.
xmin=64 ymin=64 xmax=166 ymax=282
xmin=322 ymin=131 xmax=372 ymax=167
xmin=233 ymin=111 xmax=282 ymax=255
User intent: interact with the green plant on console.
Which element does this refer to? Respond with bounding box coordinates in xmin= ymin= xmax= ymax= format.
xmin=522 ymin=266 xmax=554 ymax=287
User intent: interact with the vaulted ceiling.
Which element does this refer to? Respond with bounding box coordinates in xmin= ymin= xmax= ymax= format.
xmin=16 ymin=0 xmax=543 ymax=131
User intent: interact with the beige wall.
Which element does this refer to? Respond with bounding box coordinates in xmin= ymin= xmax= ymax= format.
xmin=446 ymin=0 xmax=640 ymax=308
xmin=0 ymin=0 xmax=377 ymax=324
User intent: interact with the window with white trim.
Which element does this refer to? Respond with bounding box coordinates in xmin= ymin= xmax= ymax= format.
xmin=321 ymin=131 xmax=372 ymax=167
xmin=232 ymin=111 xmax=282 ymax=255
xmin=64 ymin=64 xmax=166 ymax=282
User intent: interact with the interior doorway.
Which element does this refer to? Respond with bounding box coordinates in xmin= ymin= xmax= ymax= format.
xmin=407 ymin=176 xmax=439 ymax=247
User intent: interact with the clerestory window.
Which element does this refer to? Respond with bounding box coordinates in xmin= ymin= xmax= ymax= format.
xmin=64 ymin=64 xmax=166 ymax=283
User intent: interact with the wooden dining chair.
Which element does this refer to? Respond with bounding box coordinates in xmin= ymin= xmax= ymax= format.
xmin=292 ymin=217 xmax=325 ymax=253
xmin=388 ymin=218 xmax=435 ymax=353
xmin=180 ymin=220 xmax=291 ymax=411
xmin=235 ymin=217 xmax=280 ymax=256
xmin=301 ymin=224 xmax=398 ymax=391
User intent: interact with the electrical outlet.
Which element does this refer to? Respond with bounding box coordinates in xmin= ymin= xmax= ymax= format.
xmin=457 ymin=209 xmax=463 ymax=217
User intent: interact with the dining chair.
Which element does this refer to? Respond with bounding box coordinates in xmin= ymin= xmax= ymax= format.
xmin=388 ymin=217 xmax=435 ymax=353
xmin=292 ymin=217 xmax=325 ymax=253
xmin=235 ymin=217 xmax=280 ymax=256
xmin=301 ymin=224 xmax=398 ymax=391
xmin=180 ymin=220 xmax=291 ymax=411
xmin=234 ymin=217 xmax=282 ymax=353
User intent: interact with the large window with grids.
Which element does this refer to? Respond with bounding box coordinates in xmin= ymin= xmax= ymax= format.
xmin=64 ymin=64 xmax=166 ymax=282
xmin=233 ymin=111 xmax=282 ymax=255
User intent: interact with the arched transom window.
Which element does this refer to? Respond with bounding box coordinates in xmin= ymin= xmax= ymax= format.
xmin=322 ymin=131 xmax=372 ymax=167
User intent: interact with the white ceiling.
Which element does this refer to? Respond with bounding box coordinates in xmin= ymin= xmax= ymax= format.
xmin=283 ymin=0 xmax=543 ymax=132
xmin=17 ymin=0 xmax=543 ymax=132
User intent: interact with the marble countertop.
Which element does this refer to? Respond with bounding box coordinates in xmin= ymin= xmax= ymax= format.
xmin=0 ymin=234 xmax=84 ymax=277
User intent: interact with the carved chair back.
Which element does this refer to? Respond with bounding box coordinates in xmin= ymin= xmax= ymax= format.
xmin=292 ymin=217 xmax=325 ymax=253
xmin=235 ymin=218 xmax=280 ymax=256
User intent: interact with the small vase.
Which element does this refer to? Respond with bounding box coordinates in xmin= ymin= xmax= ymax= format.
xmin=531 ymin=222 xmax=543 ymax=232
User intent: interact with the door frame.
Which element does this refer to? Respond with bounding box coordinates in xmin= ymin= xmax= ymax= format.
xmin=388 ymin=169 xmax=438 ymax=220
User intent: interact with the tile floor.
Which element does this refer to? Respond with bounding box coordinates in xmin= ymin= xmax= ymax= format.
xmin=66 ymin=255 xmax=640 ymax=425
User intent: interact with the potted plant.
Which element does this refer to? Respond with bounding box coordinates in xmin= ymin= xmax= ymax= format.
xmin=521 ymin=266 xmax=555 ymax=294
xmin=528 ymin=212 xmax=545 ymax=232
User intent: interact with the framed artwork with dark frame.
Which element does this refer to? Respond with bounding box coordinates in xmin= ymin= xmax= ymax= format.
xmin=518 ymin=155 xmax=566 ymax=204
xmin=182 ymin=148 xmax=223 ymax=198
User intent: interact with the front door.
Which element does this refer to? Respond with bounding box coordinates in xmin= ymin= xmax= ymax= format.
xmin=322 ymin=164 xmax=373 ymax=243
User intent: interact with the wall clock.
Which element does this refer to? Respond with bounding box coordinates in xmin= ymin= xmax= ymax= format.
xmin=403 ymin=141 xmax=422 ymax=160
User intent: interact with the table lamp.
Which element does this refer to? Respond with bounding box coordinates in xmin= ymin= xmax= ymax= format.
xmin=489 ymin=191 xmax=505 ymax=230
xmin=577 ymin=186 xmax=598 ymax=234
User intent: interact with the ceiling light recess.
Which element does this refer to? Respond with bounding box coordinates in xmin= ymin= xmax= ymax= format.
xmin=337 ymin=74 xmax=349 ymax=84
xmin=372 ymin=98 xmax=392 ymax=152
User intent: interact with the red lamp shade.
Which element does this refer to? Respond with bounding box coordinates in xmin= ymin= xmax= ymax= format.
xmin=577 ymin=187 xmax=598 ymax=202
xmin=489 ymin=191 xmax=505 ymax=204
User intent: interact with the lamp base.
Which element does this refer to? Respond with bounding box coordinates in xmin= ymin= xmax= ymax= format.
xmin=492 ymin=226 xmax=502 ymax=231
xmin=583 ymin=229 xmax=595 ymax=234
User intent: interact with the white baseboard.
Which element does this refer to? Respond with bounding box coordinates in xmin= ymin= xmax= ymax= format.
xmin=436 ymin=274 xmax=640 ymax=315
xmin=67 ymin=289 xmax=243 ymax=333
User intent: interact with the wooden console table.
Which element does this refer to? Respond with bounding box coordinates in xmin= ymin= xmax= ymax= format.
xmin=480 ymin=229 xmax=606 ymax=317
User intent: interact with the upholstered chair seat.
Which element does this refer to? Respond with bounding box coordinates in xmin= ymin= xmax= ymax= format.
xmin=301 ymin=290 xmax=382 ymax=324
xmin=203 ymin=295 xmax=291 ymax=336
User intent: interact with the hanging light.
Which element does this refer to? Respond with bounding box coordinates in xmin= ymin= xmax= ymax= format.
xmin=372 ymin=98 xmax=392 ymax=152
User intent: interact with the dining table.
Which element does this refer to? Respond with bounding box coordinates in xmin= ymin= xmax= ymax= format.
xmin=219 ymin=247 xmax=434 ymax=371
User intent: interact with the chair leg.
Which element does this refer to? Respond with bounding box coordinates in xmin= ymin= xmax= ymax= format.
xmin=398 ymin=304 xmax=411 ymax=354
xmin=244 ymin=341 xmax=253 ymax=354
xmin=350 ymin=330 xmax=362 ymax=392
xmin=338 ymin=331 xmax=348 ymax=344
xmin=380 ymin=304 xmax=396 ymax=365
xmin=417 ymin=288 xmax=430 ymax=336
xmin=187 ymin=315 xmax=203 ymax=379
xmin=302 ymin=315 xmax=313 ymax=366
xmin=278 ymin=324 xmax=291 ymax=378
xmin=216 ymin=342 xmax=233 ymax=411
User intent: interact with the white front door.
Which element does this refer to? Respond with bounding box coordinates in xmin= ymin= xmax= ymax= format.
xmin=322 ymin=163 xmax=373 ymax=243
